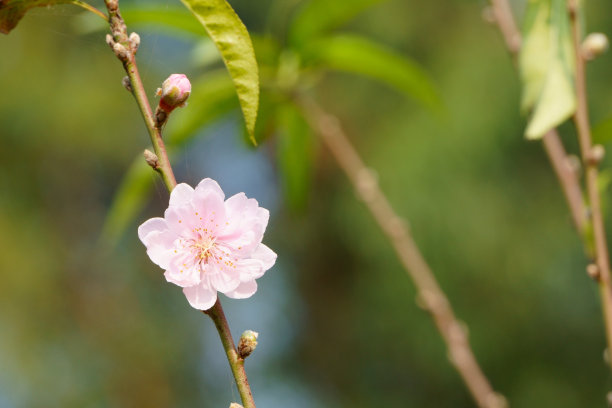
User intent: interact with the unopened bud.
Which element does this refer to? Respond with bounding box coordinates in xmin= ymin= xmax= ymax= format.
xmin=237 ymin=330 xmax=258 ymax=359
xmin=122 ymin=76 xmax=132 ymax=92
xmin=587 ymin=263 xmax=600 ymax=281
xmin=106 ymin=0 xmax=118 ymax=11
xmin=582 ymin=33 xmax=609 ymax=60
xmin=144 ymin=149 xmax=159 ymax=169
xmin=589 ymin=144 xmax=605 ymax=165
xmin=156 ymin=74 xmax=191 ymax=113
xmin=105 ymin=34 xmax=115 ymax=49
xmin=129 ymin=32 xmax=140 ymax=53
xmin=112 ymin=42 xmax=129 ymax=60
xmin=229 ymin=404 xmax=243 ymax=408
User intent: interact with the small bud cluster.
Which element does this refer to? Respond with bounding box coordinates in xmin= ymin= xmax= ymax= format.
xmin=154 ymin=74 xmax=192 ymax=127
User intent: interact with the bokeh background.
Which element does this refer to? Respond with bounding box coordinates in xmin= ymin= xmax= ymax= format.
xmin=2 ymin=0 xmax=612 ymax=406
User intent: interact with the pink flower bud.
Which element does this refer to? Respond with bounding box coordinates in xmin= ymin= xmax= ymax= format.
xmin=156 ymin=74 xmax=191 ymax=113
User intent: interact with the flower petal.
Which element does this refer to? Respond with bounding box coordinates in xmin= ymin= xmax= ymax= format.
xmin=225 ymin=280 xmax=257 ymax=299
xmin=138 ymin=217 xmax=167 ymax=245
xmin=183 ymin=280 xmax=217 ymax=310
xmin=143 ymin=229 xmax=177 ymax=269
xmin=164 ymin=203 xmax=200 ymax=238
xmin=208 ymin=263 xmax=241 ymax=293
xmin=165 ymin=258 xmax=202 ymax=287
xmin=251 ymin=244 xmax=277 ymax=272
xmin=195 ymin=178 xmax=225 ymax=200
xmin=193 ymin=186 xmax=226 ymax=235
xmin=169 ymin=183 xmax=195 ymax=207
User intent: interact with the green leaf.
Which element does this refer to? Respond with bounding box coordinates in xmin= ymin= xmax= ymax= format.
xmin=289 ymin=0 xmax=383 ymax=48
xmin=121 ymin=5 xmax=207 ymax=37
xmin=277 ymin=103 xmax=314 ymax=211
xmin=180 ymin=0 xmax=259 ymax=144
xmin=519 ymin=0 xmax=576 ymax=140
xmin=101 ymin=158 xmax=155 ymax=244
xmin=304 ymin=34 xmax=441 ymax=111
xmin=0 ymin=0 xmax=71 ymax=34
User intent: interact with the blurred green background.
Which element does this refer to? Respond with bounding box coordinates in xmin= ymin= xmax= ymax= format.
xmin=2 ymin=0 xmax=612 ymax=406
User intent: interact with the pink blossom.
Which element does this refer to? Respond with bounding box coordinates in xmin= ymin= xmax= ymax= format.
xmin=138 ymin=178 xmax=277 ymax=310
xmin=156 ymin=73 xmax=191 ymax=113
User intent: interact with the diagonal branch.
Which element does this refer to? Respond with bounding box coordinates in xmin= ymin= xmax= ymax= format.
xmin=299 ymin=97 xmax=506 ymax=408
xmin=103 ymin=1 xmax=256 ymax=406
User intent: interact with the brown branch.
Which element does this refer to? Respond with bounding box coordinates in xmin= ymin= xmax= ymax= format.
xmin=299 ymin=98 xmax=506 ymax=408
xmin=567 ymin=0 xmax=612 ymax=360
xmin=487 ymin=0 xmax=587 ymax=233
xmin=542 ymin=130 xmax=587 ymax=232
xmin=103 ymin=1 xmax=257 ymax=405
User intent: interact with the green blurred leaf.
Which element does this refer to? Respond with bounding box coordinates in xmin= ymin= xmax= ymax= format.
xmin=289 ymin=0 xmax=382 ymax=47
xmin=121 ymin=5 xmax=207 ymax=37
xmin=304 ymin=34 xmax=441 ymax=111
xmin=0 ymin=0 xmax=71 ymax=33
xmin=593 ymin=116 xmax=612 ymax=145
xmin=180 ymin=0 xmax=259 ymax=144
xmin=277 ymin=103 xmax=314 ymax=211
xmin=102 ymin=72 xmax=239 ymax=243
xmin=101 ymin=158 xmax=155 ymax=243
xmin=519 ymin=0 xmax=575 ymax=140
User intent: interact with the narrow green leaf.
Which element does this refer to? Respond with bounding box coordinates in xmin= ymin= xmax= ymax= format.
xmin=277 ymin=103 xmax=314 ymax=211
xmin=519 ymin=0 xmax=576 ymax=139
xmin=289 ymin=0 xmax=383 ymax=48
xmin=180 ymin=0 xmax=259 ymax=144
xmin=304 ymin=34 xmax=441 ymax=111
xmin=0 ymin=0 xmax=71 ymax=33
xmin=101 ymin=159 xmax=155 ymax=244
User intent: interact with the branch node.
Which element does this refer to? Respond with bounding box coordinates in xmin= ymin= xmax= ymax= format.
xmin=122 ymin=76 xmax=132 ymax=92
xmin=355 ymin=168 xmax=378 ymax=202
xmin=582 ymin=32 xmax=609 ymax=61
xmin=587 ymin=263 xmax=601 ymax=281
xmin=129 ymin=32 xmax=141 ymax=54
xmin=237 ymin=330 xmax=259 ymax=359
xmin=143 ymin=149 xmax=160 ymax=170
xmin=588 ymin=144 xmax=605 ymax=165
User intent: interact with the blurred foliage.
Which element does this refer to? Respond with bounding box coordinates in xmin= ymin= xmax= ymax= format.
xmin=2 ymin=0 xmax=612 ymax=407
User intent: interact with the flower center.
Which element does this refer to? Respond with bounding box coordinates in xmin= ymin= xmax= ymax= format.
xmin=192 ymin=236 xmax=216 ymax=262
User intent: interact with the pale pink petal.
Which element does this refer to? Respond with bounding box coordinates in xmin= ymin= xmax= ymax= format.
xmin=209 ymin=272 xmax=241 ymax=293
xmin=164 ymin=203 xmax=199 ymax=238
xmin=138 ymin=217 xmax=167 ymax=245
xmin=225 ymin=280 xmax=257 ymax=299
xmin=183 ymin=280 xmax=217 ymax=310
xmin=169 ymin=183 xmax=195 ymax=207
xmin=192 ymin=187 xmax=227 ymax=234
xmin=195 ymin=178 xmax=225 ymax=200
xmin=165 ymin=263 xmax=201 ymax=288
xmin=251 ymin=244 xmax=277 ymax=272
xmin=143 ymin=229 xmax=176 ymax=269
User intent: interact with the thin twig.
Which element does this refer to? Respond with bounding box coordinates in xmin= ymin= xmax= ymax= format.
xmin=299 ymin=98 xmax=506 ymax=408
xmin=487 ymin=0 xmax=587 ymax=233
xmin=489 ymin=0 xmax=612 ymax=376
xmin=542 ymin=130 xmax=587 ymax=232
xmin=103 ymin=1 xmax=257 ymax=405
xmin=567 ymin=0 xmax=612 ymax=361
